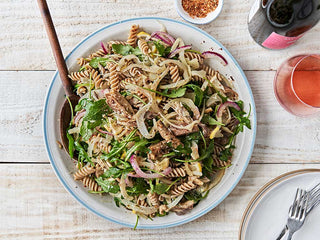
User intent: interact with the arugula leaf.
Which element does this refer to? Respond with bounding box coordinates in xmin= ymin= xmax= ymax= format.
xmin=112 ymin=44 xmax=142 ymax=56
xmin=66 ymin=130 xmax=74 ymax=158
xmin=79 ymin=121 xmax=94 ymax=141
xmin=83 ymin=99 xmax=112 ymax=122
xmin=125 ymin=138 xmax=149 ymax=161
xmin=174 ymin=140 xmax=215 ymax=163
xmin=96 ymin=177 xmax=120 ymax=193
xmin=185 ymin=190 xmax=209 ymax=203
xmin=202 ymin=155 xmax=213 ymax=171
xmin=127 ymin=178 xmax=149 ymax=195
xmin=153 ymin=41 xmax=171 ymax=57
xmin=185 ymin=131 xmax=202 ymax=142
xmin=104 ymin=129 xmax=137 ymax=160
xmin=74 ymin=140 xmax=92 ymax=165
xmin=74 ymin=98 xmax=87 ymax=112
xmin=142 ymin=87 xmax=186 ymax=98
xmin=102 ymin=167 xmax=122 ymax=178
xmin=186 ymin=84 xmax=204 ymax=107
xmin=202 ymin=115 xmax=225 ymax=126
xmin=154 ymin=183 xmax=169 ymax=195
xmin=236 ymin=100 xmax=244 ymax=110
xmin=114 ymin=197 xmax=121 ymax=207
xmin=219 ymin=146 xmax=235 ymax=161
xmin=89 ymin=57 xmax=114 ymax=68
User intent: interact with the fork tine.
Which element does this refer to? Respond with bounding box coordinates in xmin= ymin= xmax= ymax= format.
xmin=293 ymin=189 xmax=303 ymax=218
xmin=291 ymin=188 xmax=301 ymax=217
xmin=309 ymin=183 xmax=320 ymax=195
xmin=309 ymin=186 xmax=320 ymax=205
xmin=300 ymin=192 xmax=309 ymax=220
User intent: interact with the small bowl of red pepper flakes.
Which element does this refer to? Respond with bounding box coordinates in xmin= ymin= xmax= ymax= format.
xmin=175 ymin=0 xmax=224 ymax=24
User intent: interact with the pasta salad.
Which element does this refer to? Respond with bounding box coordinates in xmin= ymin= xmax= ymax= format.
xmin=67 ymin=24 xmax=251 ymax=224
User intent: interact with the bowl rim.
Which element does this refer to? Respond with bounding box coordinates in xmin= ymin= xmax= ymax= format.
xmin=43 ymin=16 xmax=257 ymax=229
xmin=174 ymin=0 xmax=224 ymax=25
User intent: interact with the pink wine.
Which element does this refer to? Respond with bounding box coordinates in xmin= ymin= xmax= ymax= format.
xmin=274 ymin=55 xmax=320 ymax=116
xmin=248 ymin=0 xmax=320 ymax=49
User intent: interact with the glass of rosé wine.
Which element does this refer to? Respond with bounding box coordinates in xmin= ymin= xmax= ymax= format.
xmin=274 ymin=54 xmax=320 ymax=117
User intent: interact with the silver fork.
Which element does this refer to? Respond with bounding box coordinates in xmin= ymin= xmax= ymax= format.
xmin=286 ymin=189 xmax=309 ymax=240
xmin=276 ymin=183 xmax=320 ymax=240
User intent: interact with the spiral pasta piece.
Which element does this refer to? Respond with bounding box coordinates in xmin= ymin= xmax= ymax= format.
xmin=213 ymin=157 xmax=232 ymax=168
xmin=171 ymin=181 xmax=198 ymax=196
xmin=159 ymin=205 xmax=169 ymax=215
xmin=184 ymin=52 xmax=204 ymax=65
xmin=107 ymin=62 xmax=120 ymax=93
xmin=68 ymin=70 xmax=91 ymax=82
xmin=137 ymin=195 xmax=149 ymax=207
xmin=108 ymin=40 xmax=127 ymax=50
xmin=127 ymin=25 xmax=139 ymax=47
xmin=169 ymin=64 xmax=181 ymax=83
xmin=96 ymin=158 xmax=112 ymax=170
xmin=129 ymin=67 xmax=142 ymax=77
xmin=167 ymin=167 xmax=186 ymax=177
xmin=76 ymin=86 xmax=87 ymax=96
xmin=73 ymin=165 xmax=96 ymax=180
xmin=147 ymin=192 xmax=160 ymax=208
xmin=88 ymin=49 xmax=106 ymax=60
xmin=77 ymin=57 xmax=88 ymax=67
xmin=202 ymin=65 xmax=216 ymax=76
xmin=138 ymin=39 xmax=150 ymax=55
xmin=82 ymin=176 xmax=102 ymax=192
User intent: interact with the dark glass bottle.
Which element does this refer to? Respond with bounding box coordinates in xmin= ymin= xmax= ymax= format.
xmin=248 ymin=0 xmax=320 ymax=49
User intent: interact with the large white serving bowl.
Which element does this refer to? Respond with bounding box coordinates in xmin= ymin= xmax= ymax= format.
xmin=43 ymin=17 xmax=256 ymax=229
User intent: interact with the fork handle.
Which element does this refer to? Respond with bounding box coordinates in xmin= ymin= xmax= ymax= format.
xmin=276 ymin=226 xmax=288 ymax=240
xmin=287 ymin=232 xmax=294 ymax=240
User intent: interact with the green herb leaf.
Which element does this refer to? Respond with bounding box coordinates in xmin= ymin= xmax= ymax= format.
xmin=154 ymin=183 xmax=169 ymax=195
xmin=202 ymin=115 xmax=225 ymax=126
xmin=83 ymin=99 xmax=112 ymax=122
xmin=114 ymin=197 xmax=121 ymax=207
xmin=127 ymin=178 xmax=149 ymax=195
xmin=142 ymin=87 xmax=186 ymax=98
xmin=185 ymin=190 xmax=209 ymax=203
xmin=66 ymin=130 xmax=74 ymax=158
xmin=96 ymin=177 xmax=120 ymax=193
xmin=186 ymin=84 xmax=204 ymax=107
xmin=219 ymin=146 xmax=235 ymax=161
xmin=74 ymin=140 xmax=92 ymax=165
xmin=102 ymin=167 xmax=122 ymax=178
xmin=79 ymin=121 xmax=94 ymax=141
xmin=125 ymin=138 xmax=149 ymax=161
xmin=112 ymin=44 xmax=142 ymax=56
xmin=153 ymin=41 xmax=171 ymax=57
xmin=89 ymin=57 xmax=114 ymax=68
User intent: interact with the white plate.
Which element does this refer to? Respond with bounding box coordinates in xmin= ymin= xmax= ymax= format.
xmin=43 ymin=17 xmax=256 ymax=229
xmin=240 ymin=169 xmax=320 ymax=240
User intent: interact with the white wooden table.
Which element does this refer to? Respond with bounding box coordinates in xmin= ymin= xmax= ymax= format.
xmin=1 ymin=0 xmax=320 ymax=239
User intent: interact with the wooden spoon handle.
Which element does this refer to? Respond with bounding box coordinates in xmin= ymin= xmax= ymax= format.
xmin=37 ymin=0 xmax=74 ymax=97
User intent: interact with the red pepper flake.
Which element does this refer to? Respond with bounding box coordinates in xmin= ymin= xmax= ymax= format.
xmin=182 ymin=0 xmax=219 ymax=19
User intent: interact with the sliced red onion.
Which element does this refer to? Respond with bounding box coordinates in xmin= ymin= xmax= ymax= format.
xmin=217 ymin=101 xmax=241 ymax=118
xmin=151 ymin=31 xmax=176 ymax=46
xmin=96 ymin=127 xmax=113 ymax=136
xmin=129 ymin=155 xmax=172 ymax=179
xmin=201 ymin=51 xmax=228 ymax=66
xmin=168 ymin=45 xmax=192 ymax=58
xmin=100 ymin=41 xmax=108 ymax=55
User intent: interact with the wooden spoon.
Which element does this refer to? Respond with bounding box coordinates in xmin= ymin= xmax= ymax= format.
xmin=37 ymin=0 xmax=79 ymax=155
